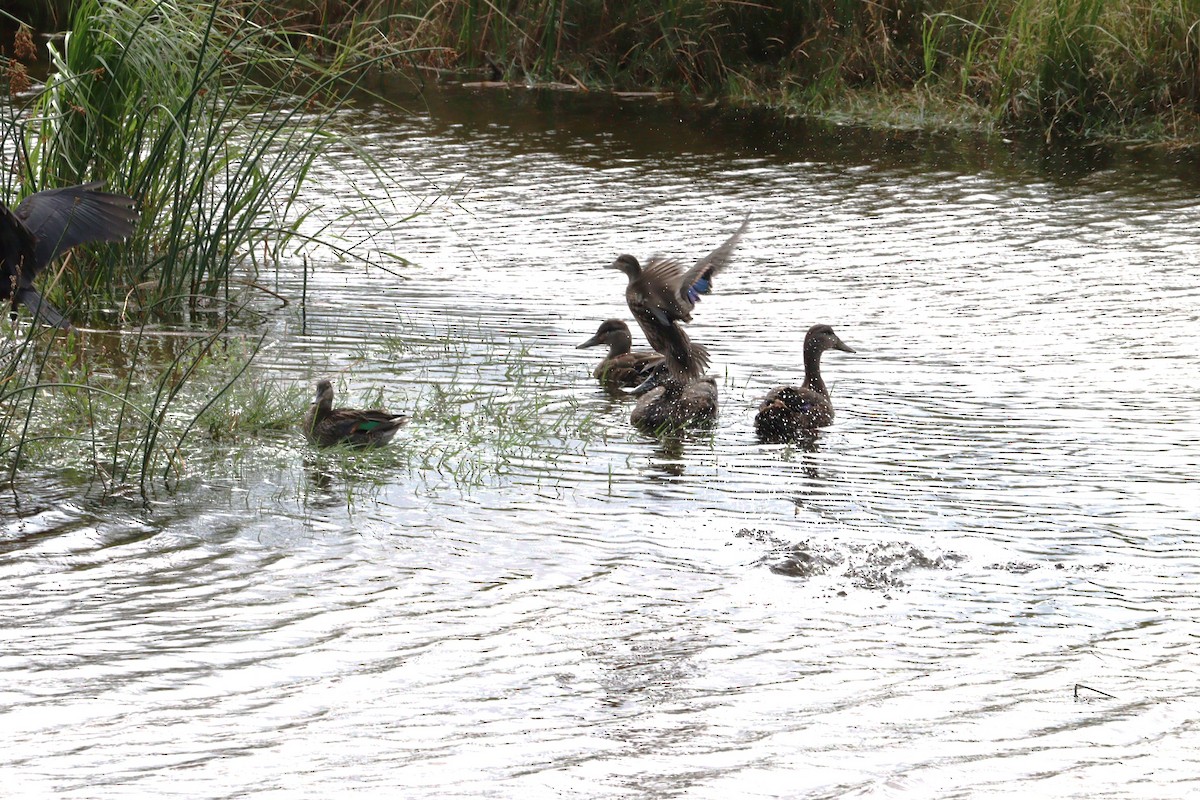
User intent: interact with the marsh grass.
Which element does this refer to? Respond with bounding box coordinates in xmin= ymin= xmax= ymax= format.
xmin=0 ymin=0 xmax=425 ymax=488
xmin=798 ymin=0 xmax=1200 ymax=141
xmin=14 ymin=1 xmax=1200 ymax=141
xmin=197 ymin=364 xmax=309 ymax=442
xmin=0 ymin=312 xmax=608 ymax=498
xmin=996 ymin=0 xmax=1200 ymax=140
xmin=306 ymin=322 xmax=607 ymax=491
xmin=4 ymin=0 xmax=410 ymax=323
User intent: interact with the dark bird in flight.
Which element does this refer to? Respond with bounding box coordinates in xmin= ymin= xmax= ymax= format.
xmin=608 ymin=216 xmax=748 ymax=381
xmin=1 ymin=182 xmax=139 ymax=328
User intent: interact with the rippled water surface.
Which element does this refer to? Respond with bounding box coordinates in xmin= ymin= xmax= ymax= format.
xmin=4 ymin=78 xmax=1200 ymax=798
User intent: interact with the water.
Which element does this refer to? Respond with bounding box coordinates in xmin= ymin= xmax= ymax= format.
xmin=3 ymin=79 xmax=1200 ymax=798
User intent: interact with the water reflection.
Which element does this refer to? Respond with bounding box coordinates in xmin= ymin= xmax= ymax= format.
xmin=781 ymin=431 xmax=824 ymax=481
xmin=644 ymin=435 xmax=687 ymax=478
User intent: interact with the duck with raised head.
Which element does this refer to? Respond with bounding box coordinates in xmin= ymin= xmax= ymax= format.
xmin=576 ymin=318 xmax=662 ymax=389
xmin=755 ymin=324 xmax=854 ymax=441
xmin=628 ymin=359 xmax=718 ymax=433
xmin=608 ymin=215 xmax=748 ymax=381
xmin=302 ymin=380 xmax=408 ymax=448
xmin=1 ymin=182 xmax=139 ymax=328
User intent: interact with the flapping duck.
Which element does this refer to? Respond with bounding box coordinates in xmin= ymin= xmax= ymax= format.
xmin=608 ymin=216 xmax=748 ymax=381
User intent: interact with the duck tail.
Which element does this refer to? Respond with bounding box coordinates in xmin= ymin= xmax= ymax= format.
xmin=16 ymin=288 xmax=72 ymax=329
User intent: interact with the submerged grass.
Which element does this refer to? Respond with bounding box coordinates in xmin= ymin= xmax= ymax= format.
xmin=40 ymin=314 xmax=616 ymax=501
xmin=368 ymin=324 xmax=606 ymax=489
xmin=0 ymin=313 xmax=269 ymax=495
xmin=281 ymin=319 xmax=609 ymax=496
xmin=0 ymin=1 xmax=420 ymax=490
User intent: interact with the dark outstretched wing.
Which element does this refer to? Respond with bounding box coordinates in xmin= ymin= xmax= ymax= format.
xmin=679 ymin=215 xmax=749 ymax=305
xmin=15 ymin=183 xmax=139 ymax=272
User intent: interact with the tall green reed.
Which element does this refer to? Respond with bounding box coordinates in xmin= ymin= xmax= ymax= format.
xmin=10 ymin=0 xmax=401 ymax=321
xmin=1 ymin=0 xmax=411 ymax=491
xmin=996 ymin=0 xmax=1200 ymax=139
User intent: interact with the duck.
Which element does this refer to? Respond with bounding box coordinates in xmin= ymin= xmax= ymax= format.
xmin=576 ymin=318 xmax=662 ymax=389
xmin=302 ymin=379 xmax=408 ymax=448
xmin=755 ymin=324 xmax=854 ymax=441
xmin=1 ymin=182 xmax=139 ymax=328
xmin=628 ymin=360 xmax=719 ymax=433
xmin=608 ymin=215 xmax=748 ymax=381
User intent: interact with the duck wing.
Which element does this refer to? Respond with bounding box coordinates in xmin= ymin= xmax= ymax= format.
xmin=15 ymin=183 xmax=139 ymax=271
xmin=328 ymin=409 xmax=408 ymax=447
xmin=1 ymin=201 xmax=38 ymax=296
xmin=630 ymin=349 xmax=662 ymax=371
xmin=630 ymin=256 xmax=690 ymax=326
xmin=680 ymin=215 xmax=748 ymax=304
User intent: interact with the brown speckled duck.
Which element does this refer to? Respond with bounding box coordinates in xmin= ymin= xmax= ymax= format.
xmin=608 ymin=216 xmax=748 ymax=381
xmin=755 ymin=324 xmax=854 ymax=441
xmin=302 ymin=380 xmax=408 ymax=448
xmin=576 ymin=319 xmax=662 ymax=389
xmin=628 ymin=360 xmax=718 ymax=433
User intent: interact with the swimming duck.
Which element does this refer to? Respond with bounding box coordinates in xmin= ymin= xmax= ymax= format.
xmin=755 ymin=324 xmax=854 ymax=441
xmin=628 ymin=360 xmax=719 ymax=432
xmin=1 ymin=182 xmax=139 ymax=328
xmin=302 ymin=380 xmax=408 ymax=448
xmin=608 ymin=216 xmax=748 ymax=380
xmin=576 ymin=318 xmax=662 ymax=389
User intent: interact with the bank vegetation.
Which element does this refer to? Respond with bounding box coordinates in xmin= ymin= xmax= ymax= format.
xmin=392 ymin=0 xmax=1200 ymax=144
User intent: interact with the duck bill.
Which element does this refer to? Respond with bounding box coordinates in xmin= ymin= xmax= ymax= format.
xmin=576 ymin=334 xmax=603 ymax=349
xmin=834 ymin=338 xmax=855 ymax=353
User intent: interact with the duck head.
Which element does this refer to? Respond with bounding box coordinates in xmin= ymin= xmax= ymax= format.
xmin=608 ymin=253 xmax=641 ymax=280
xmin=806 ymin=324 xmax=855 ymax=356
xmin=576 ymin=319 xmax=632 ymax=351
